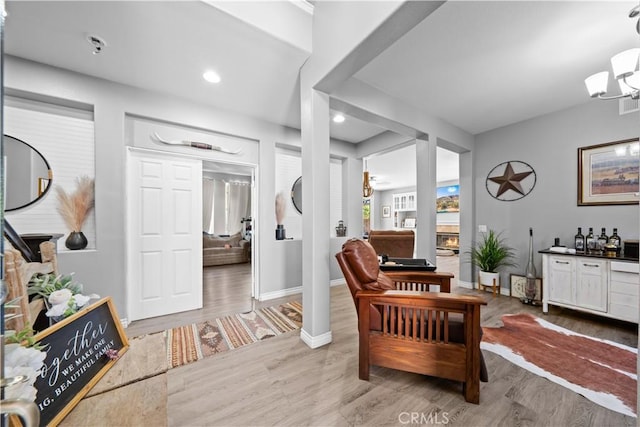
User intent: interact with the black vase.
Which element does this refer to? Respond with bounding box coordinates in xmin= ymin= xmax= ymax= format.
xmin=66 ymin=231 xmax=88 ymax=250
xmin=275 ymin=224 xmax=286 ymax=240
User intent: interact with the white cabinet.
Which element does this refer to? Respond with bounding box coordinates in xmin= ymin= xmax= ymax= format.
xmin=543 ymin=253 xmax=637 ymax=322
xmin=575 ymin=259 xmax=608 ymax=312
xmin=392 ymin=192 xmax=417 ymax=229
xmin=609 ymin=261 xmax=639 ymax=323
xmin=392 ymin=192 xmax=416 ymax=212
xmin=547 ymin=256 xmax=575 ymax=305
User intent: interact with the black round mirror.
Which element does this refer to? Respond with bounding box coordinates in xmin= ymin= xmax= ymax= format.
xmin=4 ymin=135 xmax=53 ymax=211
xmin=291 ymin=176 xmax=302 ymax=214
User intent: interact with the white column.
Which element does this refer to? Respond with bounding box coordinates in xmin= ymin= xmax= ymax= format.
xmin=344 ymin=156 xmax=363 ymax=240
xmin=458 ymin=150 xmax=475 ymax=288
xmin=300 ymin=79 xmax=332 ymax=348
xmin=415 ymin=137 xmax=437 ymax=262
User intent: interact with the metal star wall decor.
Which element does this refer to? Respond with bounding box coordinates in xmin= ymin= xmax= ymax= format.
xmin=486 ymin=161 xmax=537 ymax=201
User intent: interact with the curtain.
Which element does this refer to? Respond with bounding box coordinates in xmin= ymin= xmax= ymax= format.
xmin=212 ymin=180 xmax=227 ymax=235
xmin=227 ymin=183 xmax=250 ymax=235
xmin=202 ymin=178 xmax=215 ymax=233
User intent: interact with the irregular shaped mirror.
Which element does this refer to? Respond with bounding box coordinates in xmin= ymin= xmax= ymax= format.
xmin=4 ymin=135 xmax=53 ymax=211
xmin=291 ymin=176 xmax=302 ymax=214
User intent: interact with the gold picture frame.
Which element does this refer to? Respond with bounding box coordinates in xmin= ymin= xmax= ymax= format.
xmin=578 ymin=138 xmax=639 ymax=206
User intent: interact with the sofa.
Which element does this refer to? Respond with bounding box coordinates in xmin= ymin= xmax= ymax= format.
xmin=367 ymin=229 xmax=415 ymax=258
xmin=203 ymin=232 xmax=250 ymax=267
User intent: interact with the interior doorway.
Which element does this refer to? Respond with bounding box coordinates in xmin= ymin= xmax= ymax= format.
xmin=201 ymin=160 xmax=256 ymax=315
xmin=365 ymin=144 xmax=461 ymax=273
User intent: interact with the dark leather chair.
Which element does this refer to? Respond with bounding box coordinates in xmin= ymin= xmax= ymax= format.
xmin=336 ymin=238 xmax=488 ymax=404
xmin=368 ymin=229 xmax=415 ymax=258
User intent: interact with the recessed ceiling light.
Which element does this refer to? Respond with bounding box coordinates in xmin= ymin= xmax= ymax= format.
xmin=203 ymin=70 xmax=221 ymax=84
xmin=333 ymin=114 xmax=345 ymax=123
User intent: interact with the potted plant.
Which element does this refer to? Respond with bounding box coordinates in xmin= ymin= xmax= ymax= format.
xmin=467 ymin=229 xmax=517 ymax=290
xmin=56 ymin=175 xmax=95 ymax=250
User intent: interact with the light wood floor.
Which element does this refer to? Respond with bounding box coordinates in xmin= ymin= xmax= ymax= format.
xmin=126 ymin=263 xmax=290 ymax=337
xmin=129 ymin=256 xmax=639 ymax=426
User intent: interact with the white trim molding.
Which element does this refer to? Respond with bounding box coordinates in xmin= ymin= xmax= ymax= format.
xmin=260 ymin=280 xmax=345 ymax=301
xmin=259 ymin=286 xmax=301 ymax=302
xmin=330 ymin=279 xmax=346 ymax=287
xmin=457 ymin=280 xmax=475 ymax=289
xmin=460 ymin=279 xmax=510 ymax=296
xmin=300 ymin=328 xmax=332 ymax=349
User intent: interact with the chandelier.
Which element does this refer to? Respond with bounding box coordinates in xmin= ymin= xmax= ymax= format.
xmin=584 ymin=5 xmax=640 ymax=100
xmin=363 ymin=160 xmax=374 ymax=198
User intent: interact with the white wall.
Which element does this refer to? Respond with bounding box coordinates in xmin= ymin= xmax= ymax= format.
xmin=469 ymin=100 xmax=638 ymax=289
xmin=4 ymin=97 xmax=97 ymax=250
xmin=4 ymin=56 xmax=361 ymax=318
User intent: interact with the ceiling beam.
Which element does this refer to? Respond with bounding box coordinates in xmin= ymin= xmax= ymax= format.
xmin=315 ymin=1 xmax=445 ymax=94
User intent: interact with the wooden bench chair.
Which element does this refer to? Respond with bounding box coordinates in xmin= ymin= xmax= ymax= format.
xmin=367 ymin=229 xmax=415 ymax=258
xmin=335 ymin=238 xmax=488 ymax=404
xmin=4 ymin=241 xmax=58 ymax=332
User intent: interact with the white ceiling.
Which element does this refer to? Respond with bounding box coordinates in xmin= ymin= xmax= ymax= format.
xmin=366 ymin=145 xmax=459 ymax=192
xmin=4 ymin=1 xmax=638 ymax=188
xmin=356 ymin=1 xmax=637 ymax=135
xmin=4 ymin=1 xmax=309 ymax=131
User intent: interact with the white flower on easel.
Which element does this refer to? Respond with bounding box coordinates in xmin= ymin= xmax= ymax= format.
xmin=45 ymin=288 xmax=98 ymax=320
xmin=3 ymin=343 xmax=46 ymax=401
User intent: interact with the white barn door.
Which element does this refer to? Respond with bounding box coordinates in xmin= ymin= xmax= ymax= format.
xmin=126 ymin=149 xmax=203 ymax=321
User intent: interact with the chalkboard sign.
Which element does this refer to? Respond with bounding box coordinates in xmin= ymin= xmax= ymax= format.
xmin=32 ymin=297 xmax=129 ymax=426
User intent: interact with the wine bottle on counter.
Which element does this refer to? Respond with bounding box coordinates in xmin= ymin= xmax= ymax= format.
xmin=609 ymin=228 xmax=621 ymax=248
xmin=574 ymin=227 xmax=585 ymax=252
xmin=597 ymin=228 xmax=608 ymax=252
xmin=586 ymin=227 xmax=596 ymax=253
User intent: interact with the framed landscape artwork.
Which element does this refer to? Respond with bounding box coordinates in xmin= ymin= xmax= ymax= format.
xmin=578 ymin=138 xmax=639 ymax=206
xmin=436 ymin=185 xmax=460 ymax=212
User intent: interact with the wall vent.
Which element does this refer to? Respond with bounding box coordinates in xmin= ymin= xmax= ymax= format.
xmin=619 ymin=97 xmax=640 ymax=115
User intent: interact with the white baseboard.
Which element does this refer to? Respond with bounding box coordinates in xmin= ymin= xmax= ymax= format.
xmin=258 ymin=286 xmax=302 ymax=301
xmin=457 ymin=280 xmax=475 ymax=289
xmin=459 ymin=280 xmax=510 ymax=296
xmin=259 ymin=280 xmax=345 ymax=301
xmin=300 ymin=328 xmax=332 ymax=348
xmin=330 ymin=279 xmax=346 ymax=287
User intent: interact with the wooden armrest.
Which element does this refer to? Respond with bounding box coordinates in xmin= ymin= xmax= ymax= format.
xmin=357 ymin=290 xmax=486 ymax=306
xmin=384 ymin=271 xmax=454 ymax=281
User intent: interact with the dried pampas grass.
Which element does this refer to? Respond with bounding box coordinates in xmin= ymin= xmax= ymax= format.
xmin=56 ymin=176 xmax=95 ymax=232
xmin=275 ymin=192 xmax=286 ymax=225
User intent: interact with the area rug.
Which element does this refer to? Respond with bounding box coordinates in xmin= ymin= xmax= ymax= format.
xmin=61 ymin=333 xmax=168 ymax=426
xmin=481 ymin=313 xmax=637 ymax=418
xmin=165 ymin=301 xmax=302 ymax=369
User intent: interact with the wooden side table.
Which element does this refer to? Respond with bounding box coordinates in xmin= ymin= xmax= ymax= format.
xmin=478 ymin=273 xmax=499 ymax=297
xmin=20 ymin=233 xmax=63 ymax=262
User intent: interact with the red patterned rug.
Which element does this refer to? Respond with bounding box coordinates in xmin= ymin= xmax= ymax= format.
xmin=482 ymin=313 xmax=637 ymax=418
xmin=166 ymin=301 xmax=302 ymax=368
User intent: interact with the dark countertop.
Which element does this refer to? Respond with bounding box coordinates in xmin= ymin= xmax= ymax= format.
xmin=539 ymin=248 xmax=639 ymax=263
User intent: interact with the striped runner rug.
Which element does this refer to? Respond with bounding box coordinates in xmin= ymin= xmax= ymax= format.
xmin=165 ymin=301 xmax=302 ymax=369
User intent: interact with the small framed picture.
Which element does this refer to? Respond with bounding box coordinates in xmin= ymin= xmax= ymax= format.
xmin=510 ymin=274 xmax=542 ymax=301
xmin=382 ymin=205 xmax=391 ymax=218
xmin=403 ymin=218 xmax=416 ymax=228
